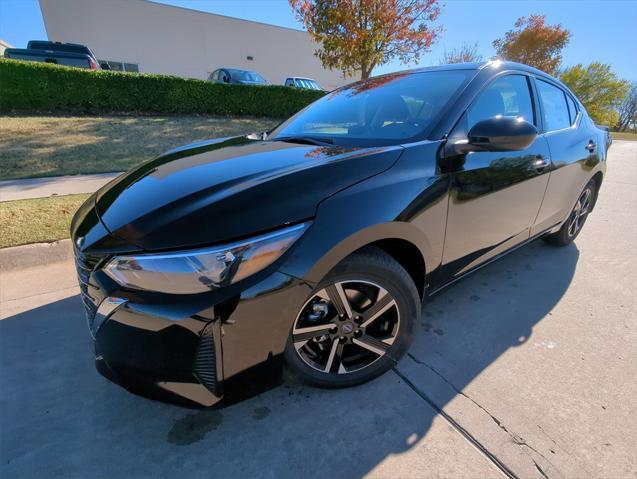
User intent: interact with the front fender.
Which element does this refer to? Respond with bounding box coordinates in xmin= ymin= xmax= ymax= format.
xmin=280 ymin=141 xmax=449 ymax=286
xmin=299 ymin=221 xmax=433 ymax=286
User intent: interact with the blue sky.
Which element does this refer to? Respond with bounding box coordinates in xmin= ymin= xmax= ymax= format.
xmin=1 ymin=0 xmax=636 ymax=80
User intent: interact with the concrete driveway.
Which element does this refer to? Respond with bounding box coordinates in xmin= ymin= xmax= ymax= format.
xmin=1 ymin=141 xmax=635 ymax=478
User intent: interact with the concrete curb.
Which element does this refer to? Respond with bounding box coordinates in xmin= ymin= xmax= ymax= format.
xmin=0 ymin=239 xmax=74 ymax=273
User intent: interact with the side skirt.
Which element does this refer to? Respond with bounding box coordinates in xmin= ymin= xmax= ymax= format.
xmin=426 ymin=224 xmax=559 ymax=297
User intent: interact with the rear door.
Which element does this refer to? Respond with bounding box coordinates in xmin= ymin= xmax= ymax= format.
xmin=439 ymin=74 xmax=552 ymax=281
xmin=531 ymin=79 xmax=603 ymax=235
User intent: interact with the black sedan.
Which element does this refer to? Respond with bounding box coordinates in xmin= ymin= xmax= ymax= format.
xmin=72 ymin=61 xmax=607 ymax=406
xmin=208 ymin=68 xmax=268 ymax=85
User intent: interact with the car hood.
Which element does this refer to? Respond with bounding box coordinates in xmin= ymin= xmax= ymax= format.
xmin=94 ymin=136 xmax=403 ymax=251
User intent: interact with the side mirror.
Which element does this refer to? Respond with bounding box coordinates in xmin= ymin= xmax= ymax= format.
xmin=464 ymin=116 xmax=537 ymax=152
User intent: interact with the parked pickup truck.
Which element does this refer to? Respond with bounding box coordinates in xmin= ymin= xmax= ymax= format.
xmin=4 ymin=40 xmax=107 ymax=70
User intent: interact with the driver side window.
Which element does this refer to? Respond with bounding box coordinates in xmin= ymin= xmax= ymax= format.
xmin=467 ymin=75 xmax=535 ymax=130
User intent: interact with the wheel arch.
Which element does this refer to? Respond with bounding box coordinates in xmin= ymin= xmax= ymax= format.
xmin=302 ymin=222 xmax=430 ymax=299
xmin=590 ymin=171 xmax=604 ymax=210
xmin=362 ymin=239 xmax=426 ymax=299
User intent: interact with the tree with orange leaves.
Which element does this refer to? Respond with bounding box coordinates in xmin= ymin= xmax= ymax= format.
xmin=289 ymin=0 xmax=442 ymax=80
xmin=493 ymin=14 xmax=571 ymax=75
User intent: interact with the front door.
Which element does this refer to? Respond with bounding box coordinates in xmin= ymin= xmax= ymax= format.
xmin=438 ymin=74 xmax=551 ymax=283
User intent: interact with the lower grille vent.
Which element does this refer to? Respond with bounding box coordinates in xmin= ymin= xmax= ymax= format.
xmin=193 ymin=323 xmax=219 ymax=395
xmin=74 ymin=250 xmax=102 ymax=329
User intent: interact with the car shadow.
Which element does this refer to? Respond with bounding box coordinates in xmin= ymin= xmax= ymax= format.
xmin=0 ymin=240 xmax=578 ymax=478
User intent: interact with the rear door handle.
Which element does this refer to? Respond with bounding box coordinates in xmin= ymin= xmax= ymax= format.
xmin=586 ymin=140 xmax=596 ymax=152
xmin=533 ymin=155 xmax=551 ymax=172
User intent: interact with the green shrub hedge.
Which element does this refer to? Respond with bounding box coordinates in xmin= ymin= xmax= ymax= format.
xmin=0 ymin=59 xmax=325 ymax=118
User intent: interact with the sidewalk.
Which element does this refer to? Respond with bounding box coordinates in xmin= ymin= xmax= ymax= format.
xmin=0 ymin=172 xmax=121 ymax=202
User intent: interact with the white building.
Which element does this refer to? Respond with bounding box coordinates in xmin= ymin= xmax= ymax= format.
xmin=38 ymin=0 xmax=348 ymax=89
xmin=0 ymin=39 xmax=14 ymax=56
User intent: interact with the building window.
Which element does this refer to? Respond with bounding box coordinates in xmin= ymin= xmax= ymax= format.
xmin=98 ymin=60 xmax=140 ymax=73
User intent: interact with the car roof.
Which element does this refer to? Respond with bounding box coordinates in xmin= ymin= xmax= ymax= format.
xmin=28 ymin=40 xmax=87 ymax=47
xmin=388 ymin=60 xmax=555 ymax=81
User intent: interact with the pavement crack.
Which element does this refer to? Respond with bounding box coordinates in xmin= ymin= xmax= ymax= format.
xmin=392 ymin=366 xmax=519 ymax=479
xmin=533 ymin=459 xmax=550 ymax=479
xmin=404 ymin=353 xmax=566 ymax=479
xmin=407 ymin=353 xmax=508 ymax=430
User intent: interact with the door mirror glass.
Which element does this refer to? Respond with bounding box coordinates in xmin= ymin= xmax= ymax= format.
xmin=467 ymin=116 xmax=537 ymax=151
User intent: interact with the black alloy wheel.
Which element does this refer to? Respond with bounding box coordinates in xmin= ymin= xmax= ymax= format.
xmin=544 ymin=179 xmax=597 ymax=246
xmin=284 ymin=248 xmax=419 ymax=387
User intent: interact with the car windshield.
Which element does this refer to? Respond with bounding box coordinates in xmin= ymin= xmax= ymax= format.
xmin=229 ymin=69 xmax=266 ymax=83
xmin=270 ymin=70 xmax=473 ymax=145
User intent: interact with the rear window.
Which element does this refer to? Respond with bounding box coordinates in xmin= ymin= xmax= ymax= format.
xmin=28 ymin=41 xmax=91 ymax=55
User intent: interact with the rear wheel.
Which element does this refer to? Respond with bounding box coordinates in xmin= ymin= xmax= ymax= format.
xmin=544 ymin=179 xmax=596 ymax=246
xmin=284 ymin=248 xmax=419 ymax=388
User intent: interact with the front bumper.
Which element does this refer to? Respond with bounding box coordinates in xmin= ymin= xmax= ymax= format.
xmin=77 ymin=248 xmax=313 ymax=406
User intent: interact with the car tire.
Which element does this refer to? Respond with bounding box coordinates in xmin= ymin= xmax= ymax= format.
xmin=543 ymin=178 xmax=597 ymax=247
xmin=284 ymin=247 xmax=419 ymax=388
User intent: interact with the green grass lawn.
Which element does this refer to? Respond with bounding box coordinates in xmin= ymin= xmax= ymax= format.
xmin=0 ymin=115 xmax=279 ymax=180
xmin=612 ymin=131 xmax=637 ymax=141
xmin=0 ymin=194 xmax=90 ymax=248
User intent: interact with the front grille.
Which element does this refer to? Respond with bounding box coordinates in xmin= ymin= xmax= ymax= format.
xmin=193 ymin=323 xmax=219 ymax=395
xmin=74 ymin=249 xmax=102 ymax=331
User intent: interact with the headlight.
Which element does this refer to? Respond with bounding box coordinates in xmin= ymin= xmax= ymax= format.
xmin=103 ymin=222 xmax=309 ymax=294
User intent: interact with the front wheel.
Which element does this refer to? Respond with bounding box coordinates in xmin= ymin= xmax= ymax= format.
xmin=544 ymin=179 xmax=597 ymax=246
xmin=284 ymin=248 xmax=420 ymax=388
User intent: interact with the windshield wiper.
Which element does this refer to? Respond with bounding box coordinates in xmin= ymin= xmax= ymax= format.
xmin=272 ymin=136 xmax=334 ymax=146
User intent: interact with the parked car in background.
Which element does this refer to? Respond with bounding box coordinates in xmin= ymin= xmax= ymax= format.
xmin=284 ymin=77 xmax=324 ymax=90
xmin=208 ymin=68 xmax=268 ymax=85
xmin=4 ymin=40 xmax=105 ymax=70
xmin=72 ymin=61 xmax=608 ymax=407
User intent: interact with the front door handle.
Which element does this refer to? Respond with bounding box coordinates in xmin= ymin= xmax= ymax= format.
xmin=586 ymin=140 xmax=596 ymax=152
xmin=533 ymin=155 xmax=551 ymax=173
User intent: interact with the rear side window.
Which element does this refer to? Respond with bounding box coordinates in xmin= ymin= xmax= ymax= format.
xmin=565 ymin=94 xmax=578 ymax=125
xmin=536 ymin=80 xmax=571 ymax=131
xmin=467 ymin=75 xmax=534 ymax=129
